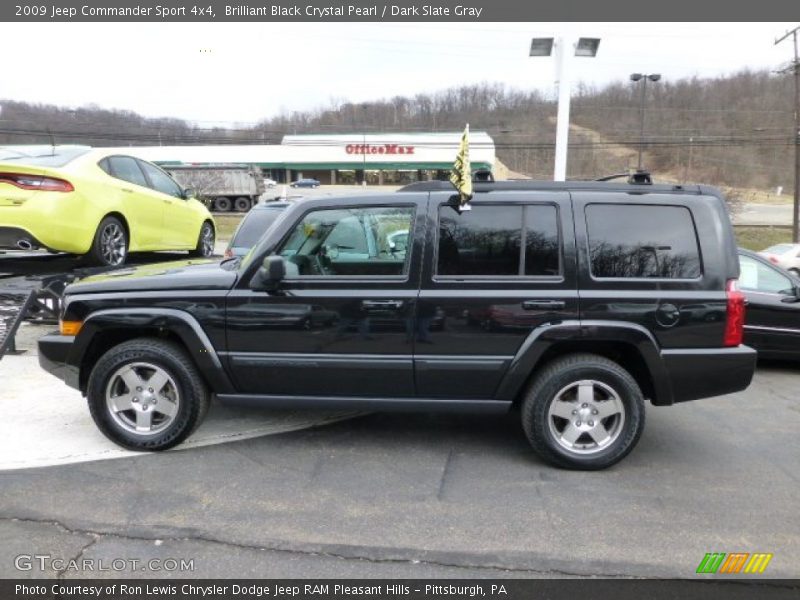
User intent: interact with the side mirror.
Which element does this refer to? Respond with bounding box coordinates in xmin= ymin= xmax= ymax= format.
xmin=182 ymin=188 xmax=195 ymax=200
xmin=249 ymin=256 xmax=286 ymax=291
xmin=781 ymin=287 xmax=800 ymax=303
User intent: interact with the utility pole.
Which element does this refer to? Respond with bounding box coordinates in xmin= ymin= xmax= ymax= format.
xmin=775 ymin=26 xmax=800 ymax=242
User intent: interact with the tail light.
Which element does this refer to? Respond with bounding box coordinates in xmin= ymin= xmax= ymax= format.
xmin=0 ymin=172 xmax=74 ymax=192
xmin=767 ymin=255 xmax=779 ymax=265
xmin=723 ymin=279 xmax=745 ymax=347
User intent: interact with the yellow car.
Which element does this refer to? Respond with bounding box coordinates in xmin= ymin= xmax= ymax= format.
xmin=0 ymin=145 xmax=215 ymax=266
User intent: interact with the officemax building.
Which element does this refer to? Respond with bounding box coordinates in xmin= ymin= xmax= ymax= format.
xmin=125 ymin=132 xmax=496 ymax=186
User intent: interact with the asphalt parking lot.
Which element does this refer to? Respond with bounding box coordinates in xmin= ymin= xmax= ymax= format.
xmin=0 ymin=322 xmax=799 ymax=579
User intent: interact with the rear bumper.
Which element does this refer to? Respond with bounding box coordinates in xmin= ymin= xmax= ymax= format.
xmin=661 ymin=345 xmax=756 ymax=403
xmin=0 ymin=226 xmax=45 ymax=250
xmin=0 ymin=197 xmax=94 ymax=253
xmin=38 ymin=334 xmax=80 ymax=390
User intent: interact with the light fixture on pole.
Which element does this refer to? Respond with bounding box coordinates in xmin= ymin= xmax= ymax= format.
xmin=530 ymin=36 xmax=600 ymax=181
xmin=630 ymin=72 xmax=661 ymax=171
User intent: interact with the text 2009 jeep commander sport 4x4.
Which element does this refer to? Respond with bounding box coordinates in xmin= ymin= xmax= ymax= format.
xmin=39 ymin=180 xmax=756 ymax=469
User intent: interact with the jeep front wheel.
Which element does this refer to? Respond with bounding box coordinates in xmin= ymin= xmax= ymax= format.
xmin=521 ymin=353 xmax=645 ymax=470
xmin=86 ymin=338 xmax=210 ymax=451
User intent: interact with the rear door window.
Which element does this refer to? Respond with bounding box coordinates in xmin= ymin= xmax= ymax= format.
xmin=108 ymin=156 xmax=148 ymax=188
xmin=437 ymin=204 xmax=560 ymax=277
xmin=586 ymin=204 xmax=701 ymax=279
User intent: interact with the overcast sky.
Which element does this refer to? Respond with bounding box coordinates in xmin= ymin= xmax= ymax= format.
xmin=0 ymin=22 xmax=795 ymax=125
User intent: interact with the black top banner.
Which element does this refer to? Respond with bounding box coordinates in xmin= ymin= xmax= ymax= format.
xmin=2 ymin=0 xmax=799 ymax=22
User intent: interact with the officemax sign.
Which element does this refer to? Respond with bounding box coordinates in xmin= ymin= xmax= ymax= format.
xmin=345 ymin=144 xmax=415 ymax=155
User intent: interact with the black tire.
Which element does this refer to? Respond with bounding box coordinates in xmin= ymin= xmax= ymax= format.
xmin=190 ymin=221 xmax=215 ymax=257
xmin=214 ymin=197 xmax=232 ymax=212
xmin=86 ymin=338 xmax=210 ymax=451
xmin=521 ymin=353 xmax=645 ymax=470
xmin=87 ymin=216 xmax=128 ymax=266
xmin=234 ymin=197 xmax=251 ymax=212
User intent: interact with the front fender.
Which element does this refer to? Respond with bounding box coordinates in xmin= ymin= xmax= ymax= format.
xmin=68 ymin=307 xmax=235 ymax=394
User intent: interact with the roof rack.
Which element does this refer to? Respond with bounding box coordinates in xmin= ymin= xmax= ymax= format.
xmin=397 ymin=178 xmax=695 ymax=195
xmin=595 ymin=169 xmax=652 ymax=185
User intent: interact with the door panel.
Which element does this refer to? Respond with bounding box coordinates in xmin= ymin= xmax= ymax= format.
xmin=107 ymin=156 xmax=163 ymax=249
xmin=225 ymin=202 xmax=423 ymax=397
xmin=739 ymin=254 xmax=800 ymax=356
xmin=137 ymin=160 xmax=192 ymax=248
xmin=415 ymin=193 xmax=577 ymax=399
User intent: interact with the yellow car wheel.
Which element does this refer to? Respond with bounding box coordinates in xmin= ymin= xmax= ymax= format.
xmin=189 ymin=221 xmax=215 ymax=258
xmin=89 ymin=216 xmax=128 ymax=266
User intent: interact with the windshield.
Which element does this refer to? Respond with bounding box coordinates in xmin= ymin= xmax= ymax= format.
xmin=231 ymin=206 xmax=286 ymax=249
xmin=0 ymin=145 xmax=91 ymax=167
xmin=239 ymin=205 xmax=294 ymax=271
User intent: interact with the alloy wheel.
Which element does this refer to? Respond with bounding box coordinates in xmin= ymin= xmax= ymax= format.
xmin=100 ymin=222 xmax=126 ymax=265
xmin=547 ymin=379 xmax=626 ymax=455
xmin=200 ymin=223 xmax=215 ymax=256
xmin=105 ymin=362 xmax=180 ymax=435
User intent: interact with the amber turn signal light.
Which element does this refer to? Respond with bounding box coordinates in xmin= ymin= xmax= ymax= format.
xmin=59 ymin=320 xmax=83 ymax=336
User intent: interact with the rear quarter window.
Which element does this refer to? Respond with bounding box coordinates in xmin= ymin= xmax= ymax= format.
xmin=586 ymin=204 xmax=701 ymax=279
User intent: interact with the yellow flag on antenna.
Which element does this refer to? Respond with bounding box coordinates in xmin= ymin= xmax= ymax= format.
xmin=450 ymin=124 xmax=472 ymax=205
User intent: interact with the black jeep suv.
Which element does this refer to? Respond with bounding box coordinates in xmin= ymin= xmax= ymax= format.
xmin=39 ymin=181 xmax=756 ymax=469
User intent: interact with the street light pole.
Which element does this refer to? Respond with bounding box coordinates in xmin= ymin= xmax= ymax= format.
xmin=530 ymin=36 xmax=600 ymax=182
xmin=630 ymin=73 xmax=661 ymax=171
xmin=775 ymin=27 xmax=800 ymax=242
xmin=553 ymin=37 xmax=573 ymax=182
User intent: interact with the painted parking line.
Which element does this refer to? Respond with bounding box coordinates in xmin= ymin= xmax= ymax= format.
xmin=0 ymin=354 xmax=360 ymax=471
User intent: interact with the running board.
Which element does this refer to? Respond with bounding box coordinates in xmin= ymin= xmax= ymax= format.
xmin=216 ymin=394 xmax=512 ymax=414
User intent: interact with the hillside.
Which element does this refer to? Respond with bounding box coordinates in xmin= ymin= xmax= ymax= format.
xmin=1 ymin=69 xmax=795 ymax=193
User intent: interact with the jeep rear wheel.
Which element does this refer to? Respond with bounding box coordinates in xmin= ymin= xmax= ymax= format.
xmin=521 ymin=353 xmax=645 ymax=470
xmin=86 ymin=338 xmax=210 ymax=451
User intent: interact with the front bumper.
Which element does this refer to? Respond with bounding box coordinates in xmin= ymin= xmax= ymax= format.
xmin=662 ymin=345 xmax=757 ymax=403
xmin=38 ymin=333 xmax=80 ymax=390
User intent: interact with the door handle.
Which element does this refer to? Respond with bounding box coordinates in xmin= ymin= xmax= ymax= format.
xmin=522 ymin=300 xmax=566 ymax=311
xmin=361 ymin=300 xmax=404 ymax=310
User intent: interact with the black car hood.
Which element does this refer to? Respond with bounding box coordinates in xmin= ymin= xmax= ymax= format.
xmin=66 ymin=259 xmax=238 ymax=294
